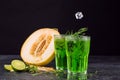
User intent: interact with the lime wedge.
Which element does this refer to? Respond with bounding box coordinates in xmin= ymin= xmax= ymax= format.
xmin=4 ymin=64 xmax=14 ymax=72
xmin=11 ymin=60 xmax=26 ymax=71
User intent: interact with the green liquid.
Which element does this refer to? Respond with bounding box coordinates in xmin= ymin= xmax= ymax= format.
xmin=54 ymin=36 xmax=67 ymax=70
xmin=65 ymin=36 xmax=90 ymax=74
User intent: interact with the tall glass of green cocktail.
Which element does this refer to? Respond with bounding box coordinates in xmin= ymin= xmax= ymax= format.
xmin=54 ymin=35 xmax=67 ymax=70
xmin=65 ymin=35 xmax=90 ymax=74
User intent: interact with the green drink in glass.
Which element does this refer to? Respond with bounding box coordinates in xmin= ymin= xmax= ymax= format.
xmin=65 ymin=35 xmax=90 ymax=74
xmin=54 ymin=35 xmax=67 ymax=70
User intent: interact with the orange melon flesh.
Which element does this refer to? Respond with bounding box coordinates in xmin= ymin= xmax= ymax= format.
xmin=20 ymin=28 xmax=60 ymax=66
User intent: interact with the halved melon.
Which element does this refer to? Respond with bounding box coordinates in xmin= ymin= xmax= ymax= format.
xmin=20 ymin=28 xmax=60 ymax=66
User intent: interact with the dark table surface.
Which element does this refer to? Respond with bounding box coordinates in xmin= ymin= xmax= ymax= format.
xmin=0 ymin=55 xmax=120 ymax=80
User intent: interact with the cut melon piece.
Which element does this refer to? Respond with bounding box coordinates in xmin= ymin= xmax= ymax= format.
xmin=20 ymin=28 xmax=60 ymax=66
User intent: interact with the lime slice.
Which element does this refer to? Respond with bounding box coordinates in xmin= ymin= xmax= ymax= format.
xmin=11 ymin=60 xmax=26 ymax=71
xmin=4 ymin=64 xmax=14 ymax=72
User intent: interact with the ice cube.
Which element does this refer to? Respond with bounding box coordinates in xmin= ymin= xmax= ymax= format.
xmin=75 ymin=12 xmax=84 ymax=19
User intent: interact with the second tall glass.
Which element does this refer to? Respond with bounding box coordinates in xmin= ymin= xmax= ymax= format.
xmin=54 ymin=35 xmax=67 ymax=71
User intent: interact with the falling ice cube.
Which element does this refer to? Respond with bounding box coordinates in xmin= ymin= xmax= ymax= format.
xmin=75 ymin=12 xmax=84 ymax=19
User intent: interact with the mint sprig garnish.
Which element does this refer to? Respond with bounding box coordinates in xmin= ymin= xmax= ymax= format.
xmin=74 ymin=27 xmax=88 ymax=36
xmin=66 ymin=27 xmax=88 ymax=36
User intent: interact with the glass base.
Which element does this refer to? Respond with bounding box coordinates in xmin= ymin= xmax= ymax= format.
xmin=56 ymin=67 xmax=67 ymax=71
xmin=67 ymin=72 xmax=87 ymax=80
xmin=68 ymin=70 xmax=87 ymax=75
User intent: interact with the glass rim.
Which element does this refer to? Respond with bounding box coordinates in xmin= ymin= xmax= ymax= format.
xmin=65 ymin=35 xmax=90 ymax=37
xmin=54 ymin=34 xmax=90 ymax=36
xmin=65 ymin=35 xmax=91 ymax=40
xmin=54 ymin=34 xmax=66 ymax=37
xmin=54 ymin=34 xmax=91 ymax=39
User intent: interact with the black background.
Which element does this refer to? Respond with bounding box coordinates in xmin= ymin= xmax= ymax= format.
xmin=0 ymin=0 xmax=119 ymax=56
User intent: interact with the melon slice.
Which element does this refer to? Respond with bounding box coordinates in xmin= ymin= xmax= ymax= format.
xmin=20 ymin=28 xmax=60 ymax=66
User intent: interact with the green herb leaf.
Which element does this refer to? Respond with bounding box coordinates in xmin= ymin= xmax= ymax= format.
xmin=73 ymin=27 xmax=88 ymax=36
xmin=65 ymin=27 xmax=88 ymax=36
xmin=27 ymin=65 xmax=39 ymax=73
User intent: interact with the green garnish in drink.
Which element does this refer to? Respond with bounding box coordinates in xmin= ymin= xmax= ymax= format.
xmin=74 ymin=27 xmax=88 ymax=36
xmin=66 ymin=27 xmax=88 ymax=36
